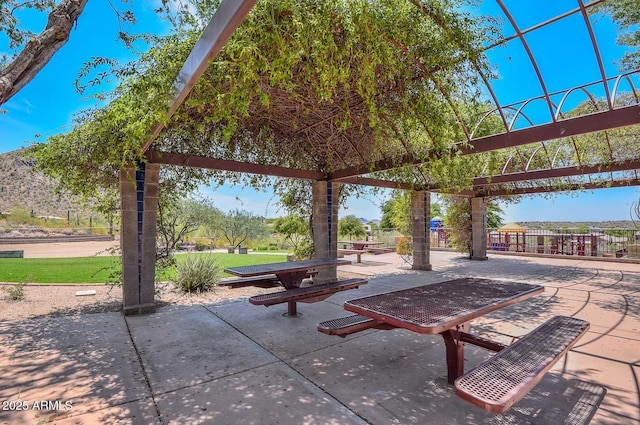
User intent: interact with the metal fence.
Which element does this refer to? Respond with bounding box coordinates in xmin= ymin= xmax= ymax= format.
xmin=486 ymin=227 xmax=640 ymax=258
xmin=369 ymin=228 xmax=403 ymax=248
xmin=371 ymin=227 xmax=640 ymax=259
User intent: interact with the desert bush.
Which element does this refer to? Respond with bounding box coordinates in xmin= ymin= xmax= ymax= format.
xmin=173 ymin=255 xmax=222 ymax=293
xmin=293 ymin=237 xmax=314 ymax=260
xmin=395 ymin=237 xmax=412 ymax=255
xmin=3 ymin=282 xmax=26 ymax=301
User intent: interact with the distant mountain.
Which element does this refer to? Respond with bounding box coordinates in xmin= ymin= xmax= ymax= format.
xmin=0 ymin=149 xmax=91 ymax=217
xmin=359 ymin=217 xmax=381 ymax=225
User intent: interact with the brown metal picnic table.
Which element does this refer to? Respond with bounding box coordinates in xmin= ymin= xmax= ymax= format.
xmin=225 ymin=258 xmax=351 ymax=316
xmin=338 ymin=240 xmax=385 ymax=250
xmin=343 ymin=277 xmax=544 ymax=383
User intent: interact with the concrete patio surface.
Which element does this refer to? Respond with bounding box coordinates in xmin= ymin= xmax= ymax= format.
xmin=1 ymin=250 xmax=638 ymax=424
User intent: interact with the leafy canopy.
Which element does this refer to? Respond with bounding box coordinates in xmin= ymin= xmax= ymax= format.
xmin=34 ymin=0 xmax=499 ymax=200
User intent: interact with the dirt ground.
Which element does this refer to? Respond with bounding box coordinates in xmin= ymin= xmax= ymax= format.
xmin=0 ymin=282 xmax=271 ymax=322
xmin=0 ymin=240 xmax=273 ymax=322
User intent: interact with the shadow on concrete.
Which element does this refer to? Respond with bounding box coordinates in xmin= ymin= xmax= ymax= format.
xmin=0 ymin=312 xmax=158 ymax=423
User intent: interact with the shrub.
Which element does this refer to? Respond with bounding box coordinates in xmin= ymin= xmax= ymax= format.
xmin=256 ymin=244 xmax=269 ymax=251
xmin=396 ymin=237 xmax=412 ymax=255
xmin=3 ymin=282 xmax=26 ymax=301
xmin=293 ymin=237 xmax=314 ymax=260
xmin=173 ymin=255 xmax=222 ymax=293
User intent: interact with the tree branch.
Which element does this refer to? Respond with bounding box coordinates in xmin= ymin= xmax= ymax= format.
xmin=1 ymin=0 xmax=88 ymax=105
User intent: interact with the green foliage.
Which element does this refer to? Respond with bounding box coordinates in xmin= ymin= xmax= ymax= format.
xmin=8 ymin=207 xmax=33 ymax=223
xmin=379 ymin=191 xmax=443 ymax=236
xmin=220 ymin=209 xmax=269 ymax=248
xmin=273 ymin=215 xmax=311 ymax=256
xmin=395 ymin=237 xmax=412 ymax=256
xmin=594 ymin=0 xmax=640 ymax=70
xmin=442 ymin=196 xmax=472 ymax=254
xmin=338 ymin=215 xmax=367 ymax=239
xmin=486 ymin=202 xmax=504 ymax=229
xmin=292 ymin=237 xmax=314 ymax=260
xmin=3 ymin=282 xmax=26 ymax=300
xmin=0 ymin=253 xmax=287 ymax=283
xmin=157 ymin=197 xmax=222 ymax=259
xmin=33 ymin=0 xmax=498 ymax=203
xmin=0 ymin=257 xmax=118 ymax=283
xmin=632 ymin=200 xmax=640 ymax=228
xmin=604 ymin=229 xmax=631 ymax=237
xmin=389 ymin=192 xmax=412 ymax=236
xmin=173 ymin=254 xmax=222 ymax=293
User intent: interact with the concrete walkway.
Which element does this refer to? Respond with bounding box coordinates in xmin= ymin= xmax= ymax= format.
xmin=1 ymin=251 xmax=638 ymax=424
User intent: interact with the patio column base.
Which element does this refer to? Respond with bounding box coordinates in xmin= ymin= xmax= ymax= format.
xmin=123 ymin=303 xmax=157 ymax=316
xmin=470 ymin=256 xmax=488 ymax=261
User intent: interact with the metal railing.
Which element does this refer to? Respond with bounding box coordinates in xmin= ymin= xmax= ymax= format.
xmin=486 ymin=227 xmax=640 ymax=258
xmin=371 ymin=227 xmax=640 ymax=259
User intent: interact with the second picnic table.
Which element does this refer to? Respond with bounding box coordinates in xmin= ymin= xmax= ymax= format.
xmin=338 ymin=240 xmax=385 ymax=263
xmin=224 ymin=258 xmax=358 ymax=316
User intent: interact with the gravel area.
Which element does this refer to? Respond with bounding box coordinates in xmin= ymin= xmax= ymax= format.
xmin=0 ymin=281 xmax=272 ymax=322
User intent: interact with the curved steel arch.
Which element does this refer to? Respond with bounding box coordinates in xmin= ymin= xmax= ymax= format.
xmin=496 ymin=0 xmax=555 ymax=124
xmin=578 ymin=0 xmax=612 ymax=108
xmin=611 ymin=70 xmax=640 ymax=106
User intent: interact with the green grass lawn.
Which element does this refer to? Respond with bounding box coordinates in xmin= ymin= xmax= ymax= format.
xmin=0 ymin=252 xmax=287 ymax=284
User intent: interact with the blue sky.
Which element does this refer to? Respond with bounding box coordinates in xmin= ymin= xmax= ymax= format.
xmin=1 ymin=0 xmax=638 ymax=222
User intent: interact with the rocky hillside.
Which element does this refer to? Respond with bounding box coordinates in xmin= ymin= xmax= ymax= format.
xmin=0 ymin=149 xmax=92 ymax=218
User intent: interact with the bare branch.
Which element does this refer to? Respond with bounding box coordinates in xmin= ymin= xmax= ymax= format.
xmin=0 ymin=0 xmax=88 ymax=105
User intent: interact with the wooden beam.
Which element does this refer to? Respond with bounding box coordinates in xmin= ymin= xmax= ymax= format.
xmin=146 ymin=150 xmax=324 ymax=180
xmin=335 ymin=176 xmax=417 ymax=190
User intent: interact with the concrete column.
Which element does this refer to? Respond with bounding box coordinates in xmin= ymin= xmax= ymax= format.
xmin=411 ymin=190 xmax=432 ymax=271
xmin=120 ymin=162 xmax=159 ymax=315
xmin=312 ymin=181 xmax=339 ymax=282
xmin=470 ymin=196 xmax=488 ymax=261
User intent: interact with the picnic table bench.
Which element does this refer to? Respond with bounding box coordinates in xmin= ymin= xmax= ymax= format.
xmin=366 ymin=247 xmax=395 ymax=254
xmin=217 ymin=270 xmax=319 ymax=289
xmin=249 ymin=278 xmax=367 ymax=307
xmin=318 ymin=314 xmax=393 ymax=337
xmin=317 ymin=278 xmax=590 ymax=413
xmin=0 ymin=250 xmax=24 ymax=258
xmin=337 ymin=248 xmax=366 ymax=263
xmin=454 ymin=315 xmax=589 ymax=413
xmin=224 ymin=258 xmax=353 ymax=316
xmin=217 ymin=274 xmax=281 ymax=289
xmin=337 ymin=240 xmax=385 ymax=263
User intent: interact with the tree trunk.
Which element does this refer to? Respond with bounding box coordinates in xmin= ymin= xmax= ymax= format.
xmin=0 ymin=0 xmax=89 ymax=105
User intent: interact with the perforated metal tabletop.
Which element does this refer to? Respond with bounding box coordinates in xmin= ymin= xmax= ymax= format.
xmin=344 ymin=278 xmax=544 ymax=334
xmin=224 ymin=258 xmax=350 ymax=277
